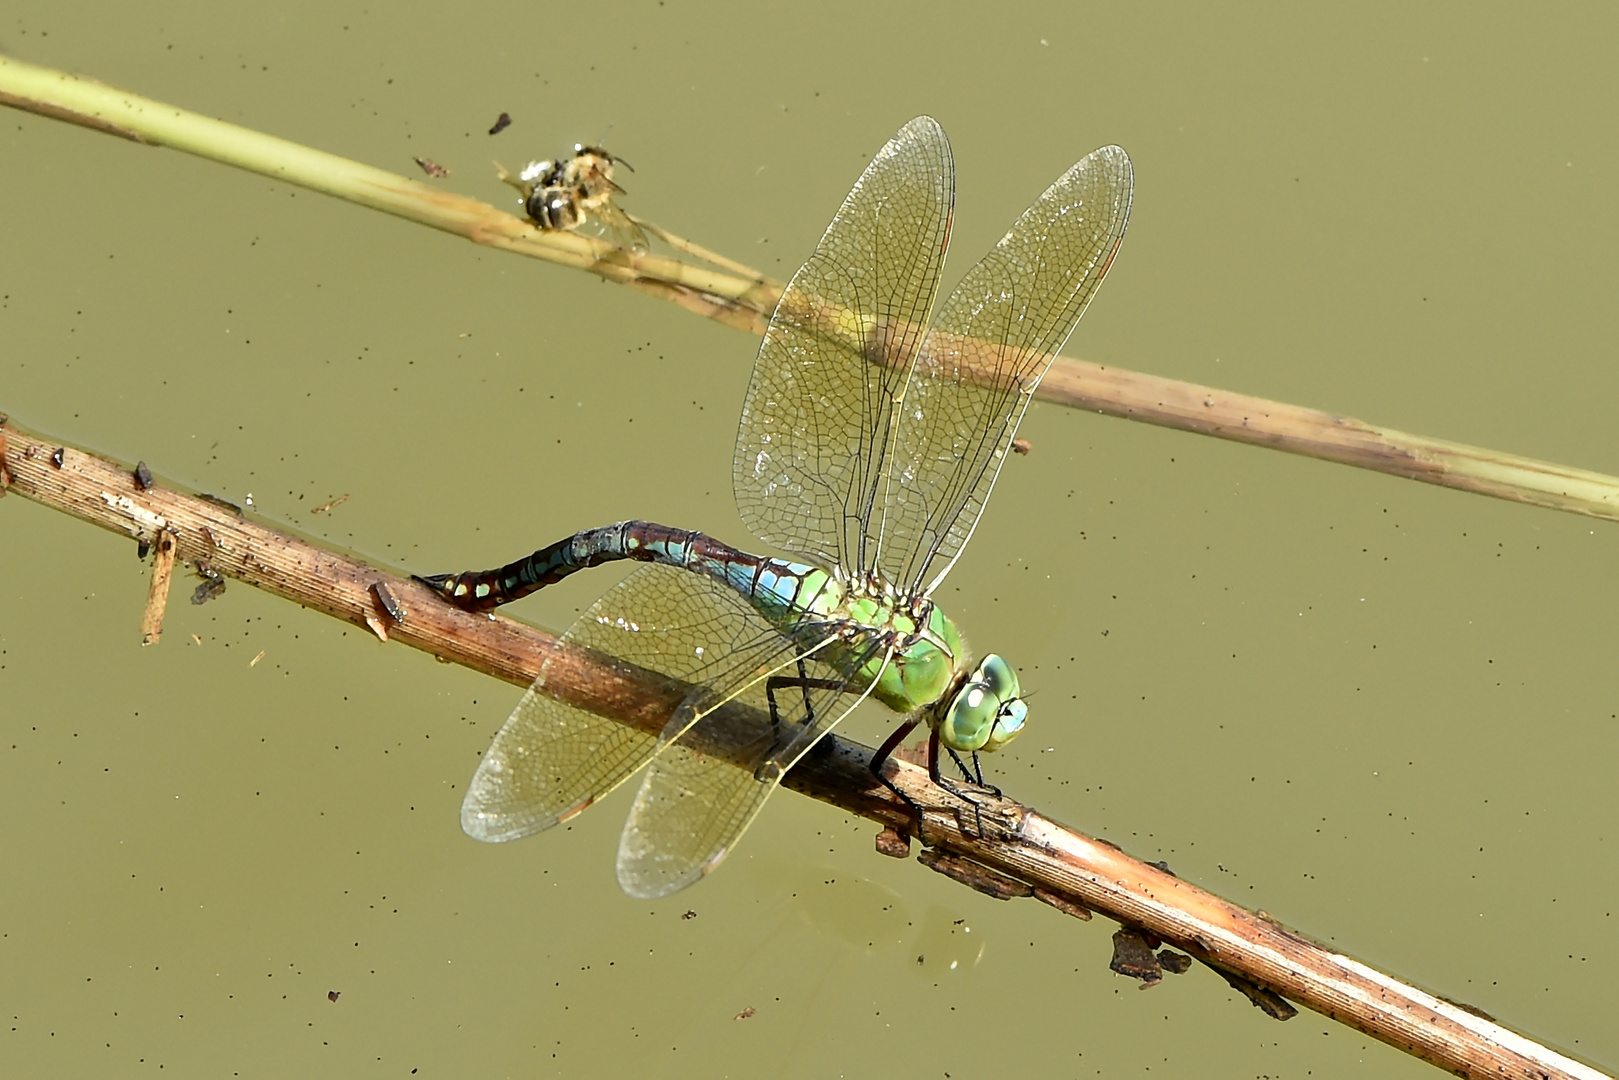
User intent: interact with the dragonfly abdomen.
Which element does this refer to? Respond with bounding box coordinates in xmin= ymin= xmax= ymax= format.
xmin=417 ymin=520 xmax=833 ymax=620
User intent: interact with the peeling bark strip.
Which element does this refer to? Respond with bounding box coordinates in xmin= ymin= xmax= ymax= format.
xmin=2 ymin=410 xmax=1610 ymax=1078
xmin=1032 ymin=886 xmax=1093 ymax=921
xmin=918 ymin=849 xmax=1035 ymax=901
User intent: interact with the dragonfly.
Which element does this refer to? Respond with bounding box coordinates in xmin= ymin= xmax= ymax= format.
xmin=420 ymin=116 xmax=1132 ymax=898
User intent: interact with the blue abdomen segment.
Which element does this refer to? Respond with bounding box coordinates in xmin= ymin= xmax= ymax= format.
xmin=417 ymin=521 xmax=832 ymax=625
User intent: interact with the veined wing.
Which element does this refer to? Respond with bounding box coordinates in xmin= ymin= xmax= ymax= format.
xmin=576 ymin=201 xmax=651 ymax=255
xmin=461 ymin=564 xmax=842 ymax=842
xmin=878 ymin=145 xmax=1133 ymax=595
xmin=616 ymin=587 xmax=893 ymax=899
xmin=733 ymin=116 xmax=953 ymax=578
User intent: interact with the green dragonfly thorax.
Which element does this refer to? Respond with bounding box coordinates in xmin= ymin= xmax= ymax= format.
xmin=802 ymin=570 xmax=961 ymax=713
xmin=810 ymin=571 xmax=1026 ymax=755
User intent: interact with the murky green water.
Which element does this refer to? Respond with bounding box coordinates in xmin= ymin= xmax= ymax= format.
xmin=2 ymin=3 xmax=1615 ymax=1076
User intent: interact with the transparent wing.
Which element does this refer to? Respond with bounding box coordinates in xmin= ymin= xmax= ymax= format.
xmin=577 ymin=202 xmax=650 ymax=255
xmin=461 ymin=564 xmax=834 ymax=842
xmin=880 ymin=145 xmax=1133 ymax=594
xmin=617 ymin=627 xmax=892 ymax=899
xmin=733 ymin=116 xmax=954 ymax=577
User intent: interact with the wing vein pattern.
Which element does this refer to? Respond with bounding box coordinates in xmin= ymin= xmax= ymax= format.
xmin=884 ymin=144 xmax=1133 ymax=594
xmin=733 ymin=116 xmax=954 ymax=579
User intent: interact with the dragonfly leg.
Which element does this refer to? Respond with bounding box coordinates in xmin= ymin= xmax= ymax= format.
xmin=760 ymin=670 xmax=852 ymax=783
xmin=763 ymin=668 xmax=845 ymax=751
xmin=930 ymin=736 xmax=1003 ymax=839
xmin=941 ymin=748 xmax=1004 ymax=797
xmin=972 ymin=752 xmax=1004 ymax=797
xmin=944 ymin=746 xmax=980 ymax=784
xmin=794 ymin=658 xmax=816 ymax=726
xmin=869 ymin=719 xmax=927 ymax=841
xmin=872 ymin=717 xmax=921 ymax=776
xmin=763 ymin=658 xmax=816 ymax=734
xmin=927 ymin=733 xmax=990 ymax=839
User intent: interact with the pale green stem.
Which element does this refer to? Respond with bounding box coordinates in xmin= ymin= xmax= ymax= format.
xmin=2 ymin=53 xmax=1615 ymax=523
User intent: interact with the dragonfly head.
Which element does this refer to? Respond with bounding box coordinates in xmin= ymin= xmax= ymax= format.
xmin=938 ymin=653 xmax=1027 ymax=754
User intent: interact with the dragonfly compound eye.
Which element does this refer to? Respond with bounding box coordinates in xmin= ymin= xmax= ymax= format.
xmin=940 ymin=680 xmax=998 ymax=752
xmin=981 ymin=695 xmax=1028 ymax=753
xmin=975 ymin=653 xmax=1022 ymax=702
xmin=945 ymin=654 xmax=1027 ymax=753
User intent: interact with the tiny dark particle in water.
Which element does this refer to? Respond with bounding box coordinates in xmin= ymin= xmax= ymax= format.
xmin=488 ymin=112 xmax=512 ymax=135
xmin=413 ymin=157 xmax=450 ymax=178
xmin=681 ymin=910 xmax=697 ymax=920
xmin=52 ymin=447 xmax=65 ymax=468
xmin=327 ymin=990 xmax=341 ymax=1002
xmin=134 ymin=460 xmax=154 ymax=490
xmin=1011 ymin=437 xmax=1032 ymax=455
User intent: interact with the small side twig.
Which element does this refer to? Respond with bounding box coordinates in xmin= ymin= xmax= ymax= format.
xmin=139 ymin=528 xmax=178 ymax=645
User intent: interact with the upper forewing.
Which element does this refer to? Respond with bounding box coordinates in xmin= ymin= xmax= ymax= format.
xmin=733 ymin=116 xmax=954 ymax=577
xmin=876 ymin=145 xmax=1133 ymax=594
